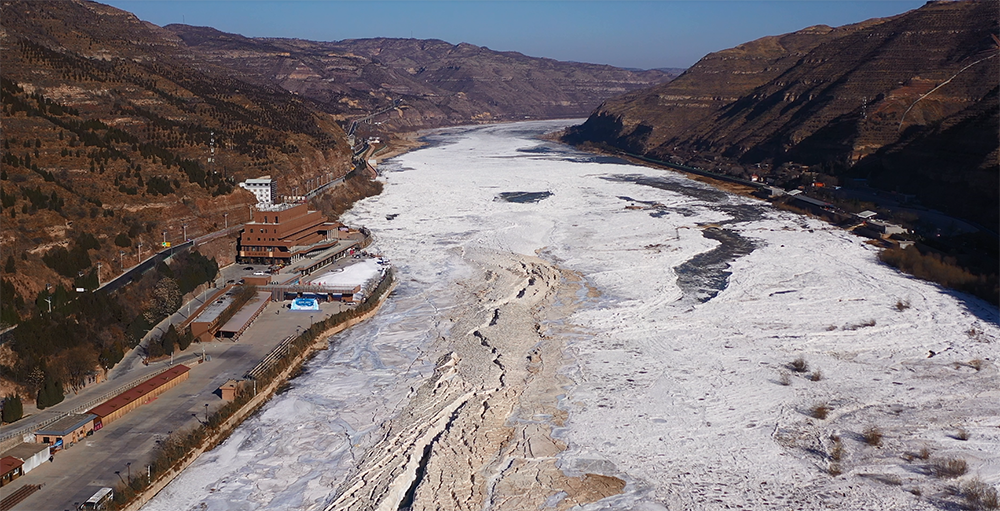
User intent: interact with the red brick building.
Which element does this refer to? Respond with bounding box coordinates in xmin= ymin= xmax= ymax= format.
xmin=237 ymin=203 xmax=346 ymax=265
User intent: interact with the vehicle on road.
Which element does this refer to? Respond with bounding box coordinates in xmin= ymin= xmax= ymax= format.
xmin=243 ymin=266 xmax=254 ymax=271
xmin=80 ymin=487 xmax=113 ymax=510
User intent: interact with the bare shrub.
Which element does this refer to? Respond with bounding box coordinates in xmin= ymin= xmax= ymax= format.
xmin=895 ymin=299 xmax=911 ymax=311
xmin=811 ymin=404 xmax=830 ymax=420
xmin=789 ymin=356 xmax=809 ymax=373
xmin=963 ymin=478 xmax=1000 ymax=510
xmin=863 ymin=425 xmax=883 ymax=447
xmin=828 ymin=462 xmax=842 ymax=476
xmin=955 ymin=428 xmax=970 ymax=441
xmin=918 ymin=445 xmax=932 ymax=460
xmin=829 ymin=435 xmax=844 ymax=461
xmin=825 ymin=325 xmax=838 ymax=331
xmin=908 ymin=487 xmax=922 ymax=497
xmin=809 ymin=369 xmax=823 ymax=382
xmin=778 ymin=372 xmax=791 ymax=386
xmin=969 ymin=359 xmax=984 ymax=371
xmin=931 ymin=457 xmax=968 ymax=478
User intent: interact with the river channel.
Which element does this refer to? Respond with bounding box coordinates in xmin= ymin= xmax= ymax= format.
xmin=144 ymin=120 xmax=1000 ymax=511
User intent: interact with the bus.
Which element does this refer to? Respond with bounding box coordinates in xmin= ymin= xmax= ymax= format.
xmin=80 ymin=487 xmax=113 ymax=510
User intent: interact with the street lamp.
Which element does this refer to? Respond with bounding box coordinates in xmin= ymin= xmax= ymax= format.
xmin=205 ymin=403 xmax=209 ymax=423
xmin=115 ymin=470 xmax=125 ymax=485
xmin=126 ymin=462 xmax=131 ymax=482
xmin=162 ymin=231 xmax=167 ymax=246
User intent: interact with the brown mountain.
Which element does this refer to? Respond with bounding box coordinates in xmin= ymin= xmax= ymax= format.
xmin=162 ymin=26 xmax=676 ymax=129
xmin=565 ymin=0 xmax=999 ymax=232
xmin=1 ymin=0 xmax=675 ymax=319
xmin=0 ymin=0 xmax=352 ymax=309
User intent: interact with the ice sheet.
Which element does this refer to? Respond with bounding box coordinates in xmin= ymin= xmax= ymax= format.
xmin=144 ymin=120 xmax=999 ymax=511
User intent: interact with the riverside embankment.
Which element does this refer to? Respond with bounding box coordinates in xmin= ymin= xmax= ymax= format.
xmin=120 ymin=271 xmax=396 ymax=511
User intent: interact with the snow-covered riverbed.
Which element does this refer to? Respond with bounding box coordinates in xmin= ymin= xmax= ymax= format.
xmin=144 ymin=120 xmax=998 ymax=511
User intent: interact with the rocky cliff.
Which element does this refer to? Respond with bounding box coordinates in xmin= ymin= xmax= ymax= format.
xmin=565 ymin=0 xmax=999 ymax=231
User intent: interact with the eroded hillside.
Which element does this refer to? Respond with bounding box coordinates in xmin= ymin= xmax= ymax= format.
xmin=566 ymin=0 xmax=999 ymax=232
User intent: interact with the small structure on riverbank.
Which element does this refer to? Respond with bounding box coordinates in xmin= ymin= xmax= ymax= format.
xmin=218 ymin=380 xmax=246 ymax=401
xmin=0 ymin=442 xmax=49 ymax=475
xmin=0 ymin=456 xmax=23 ymax=486
xmin=33 ymin=413 xmax=96 ymax=451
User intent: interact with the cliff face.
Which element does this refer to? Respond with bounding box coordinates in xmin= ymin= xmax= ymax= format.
xmin=566 ymin=1 xmax=999 ymax=231
xmin=0 ymin=0 xmax=351 ymax=303
xmin=164 ymin=27 xmax=676 ymax=129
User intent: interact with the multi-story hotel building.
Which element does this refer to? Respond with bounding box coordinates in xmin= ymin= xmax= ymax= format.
xmin=237 ymin=202 xmax=346 ymax=265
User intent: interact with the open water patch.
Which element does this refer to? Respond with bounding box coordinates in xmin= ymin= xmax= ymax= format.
xmin=674 ymin=227 xmax=756 ymax=304
xmin=496 ymin=191 xmax=553 ymax=204
xmin=604 ymin=174 xmax=728 ymax=203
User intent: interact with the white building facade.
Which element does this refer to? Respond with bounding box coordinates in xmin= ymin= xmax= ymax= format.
xmin=239 ymin=176 xmax=277 ymax=205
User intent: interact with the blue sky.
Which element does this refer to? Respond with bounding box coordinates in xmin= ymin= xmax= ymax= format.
xmin=105 ymin=1 xmax=926 ymax=69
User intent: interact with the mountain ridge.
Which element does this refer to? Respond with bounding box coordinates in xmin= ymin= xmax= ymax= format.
xmin=163 ymin=26 xmax=677 ymax=129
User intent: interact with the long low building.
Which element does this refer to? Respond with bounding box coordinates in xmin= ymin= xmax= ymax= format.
xmin=218 ymin=291 xmax=271 ymax=341
xmin=88 ymin=365 xmax=190 ymax=429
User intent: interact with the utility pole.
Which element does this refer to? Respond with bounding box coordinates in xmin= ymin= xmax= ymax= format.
xmin=138 ymin=241 xmax=143 ymax=263
xmin=97 ymin=262 xmax=102 ymax=286
xmin=224 ymin=212 xmax=229 ymax=229
xmin=183 ymin=224 xmax=188 ymax=241
xmin=120 ymin=250 xmax=125 ymax=269
xmin=45 ymin=296 xmax=52 ymax=313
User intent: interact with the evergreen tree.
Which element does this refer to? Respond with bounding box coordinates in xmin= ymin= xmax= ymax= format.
xmin=2 ymin=394 xmax=23 ymax=423
xmin=3 ymin=255 xmax=14 ymax=273
xmin=178 ymin=327 xmax=193 ymax=351
xmin=161 ymin=324 xmax=178 ymax=355
xmin=36 ymin=375 xmax=64 ymax=409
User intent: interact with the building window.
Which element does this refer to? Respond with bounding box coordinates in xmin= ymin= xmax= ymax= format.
xmin=43 ymin=437 xmax=50 ymax=443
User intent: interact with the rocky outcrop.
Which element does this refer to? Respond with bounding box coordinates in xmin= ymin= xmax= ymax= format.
xmin=566 ymin=0 xmax=999 ymax=231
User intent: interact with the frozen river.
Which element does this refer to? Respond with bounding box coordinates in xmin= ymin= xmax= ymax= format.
xmin=145 ymin=120 xmax=999 ymax=511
